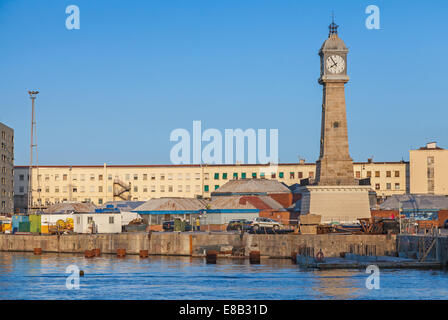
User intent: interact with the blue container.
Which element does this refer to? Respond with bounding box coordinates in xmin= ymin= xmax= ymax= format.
xmin=12 ymin=215 xmax=29 ymax=234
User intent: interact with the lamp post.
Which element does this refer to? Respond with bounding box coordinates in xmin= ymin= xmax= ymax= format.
xmin=27 ymin=90 xmax=39 ymax=213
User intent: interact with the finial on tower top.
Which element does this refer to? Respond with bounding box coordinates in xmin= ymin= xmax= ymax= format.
xmin=329 ymin=11 xmax=339 ymax=36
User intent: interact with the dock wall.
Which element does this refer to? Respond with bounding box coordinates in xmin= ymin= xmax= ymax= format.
xmin=0 ymin=232 xmax=397 ymax=258
xmin=398 ymin=235 xmax=448 ymax=267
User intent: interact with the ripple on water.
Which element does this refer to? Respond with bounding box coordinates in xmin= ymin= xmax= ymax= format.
xmin=0 ymin=252 xmax=447 ymax=300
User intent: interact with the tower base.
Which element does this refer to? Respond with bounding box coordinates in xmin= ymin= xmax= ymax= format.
xmin=296 ymin=185 xmax=374 ymax=223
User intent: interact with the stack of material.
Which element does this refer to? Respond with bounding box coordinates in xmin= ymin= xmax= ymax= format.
xmin=299 ymin=214 xmax=321 ymax=235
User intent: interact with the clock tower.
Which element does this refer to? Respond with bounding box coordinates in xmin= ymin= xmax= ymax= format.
xmin=295 ymin=20 xmax=373 ymax=223
xmin=315 ymin=20 xmax=355 ymax=186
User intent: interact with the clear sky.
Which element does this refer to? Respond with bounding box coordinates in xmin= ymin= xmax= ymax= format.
xmin=1 ymin=0 xmax=447 ymax=166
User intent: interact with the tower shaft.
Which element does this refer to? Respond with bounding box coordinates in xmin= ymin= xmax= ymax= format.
xmin=315 ymin=81 xmax=355 ymax=185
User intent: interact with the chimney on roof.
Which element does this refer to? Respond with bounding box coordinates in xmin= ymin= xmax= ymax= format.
xmin=299 ymin=159 xmax=305 ymax=164
xmin=426 ymin=142 xmax=437 ymax=149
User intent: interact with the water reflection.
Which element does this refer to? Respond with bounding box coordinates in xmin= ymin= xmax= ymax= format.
xmin=0 ymin=252 xmax=446 ymax=300
xmin=311 ymin=270 xmax=362 ymax=299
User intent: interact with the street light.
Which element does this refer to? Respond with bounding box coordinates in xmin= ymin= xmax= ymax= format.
xmin=27 ymin=90 xmax=39 ymax=213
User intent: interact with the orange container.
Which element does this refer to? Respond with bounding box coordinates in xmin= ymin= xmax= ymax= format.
xmin=84 ymin=250 xmax=95 ymax=258
xmin=139 ymin=250 xmax=149 ymax=258
xmin=117 ymin=249 xmax=126 ymax=258
xmin=249 ymin=251 xmax=261 ymax=264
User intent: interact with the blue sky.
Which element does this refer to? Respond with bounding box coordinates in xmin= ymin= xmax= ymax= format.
xmin=1 ymin=0 xmax=447 ymax=165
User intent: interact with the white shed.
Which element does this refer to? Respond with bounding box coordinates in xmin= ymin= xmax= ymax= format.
xmin=73 ymin=213 xmax=122 ymax=234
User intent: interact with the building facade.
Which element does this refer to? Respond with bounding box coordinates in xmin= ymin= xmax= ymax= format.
xmin=14 ymin=161 xmax=408 ymax=209
xmin=0 ymin=122 xmax=14 ymax=214
xmin=410 ymin=142 xmax=448 ymax=195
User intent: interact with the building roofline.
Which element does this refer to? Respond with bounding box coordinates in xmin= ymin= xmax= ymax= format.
xmin=0 ymin=122 xmax=14 ymax=131
xmin=14 ymin=161 xmax=409 ymax=169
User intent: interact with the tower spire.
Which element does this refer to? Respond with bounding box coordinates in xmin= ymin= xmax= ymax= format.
xmin=329 ymin=11 xmax=339 ymax=36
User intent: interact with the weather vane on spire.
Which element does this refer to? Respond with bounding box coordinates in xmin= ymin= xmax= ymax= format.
xmin=329 ymin=11 xmax=339 ymax=36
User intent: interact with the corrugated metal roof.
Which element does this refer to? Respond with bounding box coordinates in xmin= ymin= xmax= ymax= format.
xmin=213 ymin=179 xmax=291 ymax=194
xmin=379 ymin=194 xmax=448 ymax=210
xmin=102 ymin=201 xmax=145 ymax=212
xmin=133 ymin=198 xmax=208 ymax=212
xmin=44 ymin=202 xmax=97 ymax=214
xmin=209 ymin=195 xmax=286 ymax=211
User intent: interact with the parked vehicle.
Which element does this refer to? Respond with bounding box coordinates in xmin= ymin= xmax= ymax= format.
xmin=251 ymin=217 xmax=281 ymax=231
xmin=162 ymin=220 xmax=174 ymax=231
xmin=162 ymin=220 xmax=192 ymax=232
xmin=226 ymin=219 xmax=252 ymax=231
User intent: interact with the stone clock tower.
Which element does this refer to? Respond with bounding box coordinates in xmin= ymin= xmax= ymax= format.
xmin=296 ymin=21 xmax=373 ymax=223
xmin=315 ymin=21 xmax=355 ymax=186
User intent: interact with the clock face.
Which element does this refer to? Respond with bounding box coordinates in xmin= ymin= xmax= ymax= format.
xmin=326 ymin=55 xmax=345 ymax=74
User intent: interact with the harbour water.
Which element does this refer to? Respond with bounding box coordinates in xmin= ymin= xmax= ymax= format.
xmin=0 ymin=252 xmax=447 ymax=300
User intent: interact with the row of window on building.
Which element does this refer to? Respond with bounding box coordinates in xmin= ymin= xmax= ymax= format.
xmin=374 ymin=182 xmax=401 ymax=191
xmin=24 ymin=171 xmax=317 ymax=183
xmin=356 ymin=170 xmax=401 ymax=178
xmin=1 ymin=154 xmax=12 ymax=163
xmin=1 ymin=178 xmax=13 ymax=187
xmin=28 ymin=184 xmax=224 ymax=194
xmin=1 ymin=189 xmax=12 ymax=197
xmin=1 ymin=130 xmax=13 ymax=142
xmin=1 ymin=167 xmax=13 ymax=175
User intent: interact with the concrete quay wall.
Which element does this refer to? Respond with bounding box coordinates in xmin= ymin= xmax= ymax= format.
xmin=398 ymin=235 xmax=448 ymax=267
xmin=0 ymin=233 xmax=150 ymax=255
xmin=0 ymin=233 xmax=397 ymax=258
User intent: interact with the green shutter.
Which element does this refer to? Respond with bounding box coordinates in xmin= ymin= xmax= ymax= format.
xmin=233 ymin=172 xmax=238 ymax=179
xmin=204 ymin=185 xmax=209 ymax=192
xmin=279 ymin=172 xmax=284 ymax=178
xmin=241 ymin=173 xmax=246 ymax=179
xmin=252 ymin=172 xmax=257 ymax=178
xmin=214 ymin=173 xmax=219 ymax=180
xmin=214 ymin=185 xmax=219 ymax=190
xmin=223 ymin=173 xmax=227 ymax=179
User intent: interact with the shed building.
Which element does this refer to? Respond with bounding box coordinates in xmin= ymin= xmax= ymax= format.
xmin=73 ymin=212 xmax=122 ymax=234
xmin=132 ymin=198 xmax=208 ymax=231
xmin=212 ymin=179 xmax=293 ymax=208
xmin=100 ymin=201 xmax=145 ymax=226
